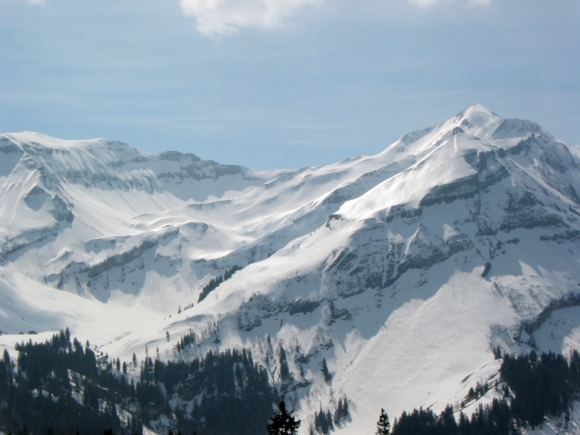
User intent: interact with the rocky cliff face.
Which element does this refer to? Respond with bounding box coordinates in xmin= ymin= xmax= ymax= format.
xmin=1 ymin=105 xmax=580 ymax=435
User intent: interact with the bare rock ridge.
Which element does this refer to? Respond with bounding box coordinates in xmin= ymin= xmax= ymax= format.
xmin=1 ymin=104 xmax=580 ymax=435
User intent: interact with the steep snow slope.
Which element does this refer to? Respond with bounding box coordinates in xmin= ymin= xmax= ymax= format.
xmin=154 ymin=105 xmax=580 ymax=434
xmin=0 ymin=125 xmax=438 ymax=311
xmin=0 ymin=132 xmax=288 ymax=308
xmin=2 ymin=105 xmax=580 ymax=434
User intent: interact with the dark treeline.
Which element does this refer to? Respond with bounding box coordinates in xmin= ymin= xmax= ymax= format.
xmin=197 ymin=266 xmax=241 ymax=303
xmin=0 ymin=330 xmax=131 ymax=435
xmin=501 ymin=350 xmax=580 ymax=427
xmin=0 ymin=330 xmax=276 ymax=435
xmin=392 ymin=350 xmax=580 ymax=435
xmin=5 ymin=332 xmax=580 ymax=435
xmin=313 ymin=398 xmax=349 ymax=434
xmin=141 ymin=348 xmax=276 ymax=435
xmin=393 ymin=401 xmax=513 ymax=435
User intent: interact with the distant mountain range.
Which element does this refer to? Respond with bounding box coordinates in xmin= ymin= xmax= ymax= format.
xmin=2 ymin=104 xmax=580 ymax=434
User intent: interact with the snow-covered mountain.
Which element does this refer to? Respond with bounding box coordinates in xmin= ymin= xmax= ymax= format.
xmin=2 ymin=104 xmax=580 ymax=434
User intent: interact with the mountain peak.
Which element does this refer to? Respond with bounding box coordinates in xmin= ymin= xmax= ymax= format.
xmin=451 ymin=103 xmax=502 ymax=139
xmin=459 ymin=103 xmax=497 ymax=118
xmin=2 ymin=107 xmax=580 ymax=435
xmin=451 ymin=104 xmax=552 ymax=142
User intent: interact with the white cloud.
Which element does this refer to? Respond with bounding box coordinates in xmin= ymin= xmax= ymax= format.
xmin=181 ymin=0 xmax=322 ymax=37
xmin=181 ymin=0 xmax=491 ymax=37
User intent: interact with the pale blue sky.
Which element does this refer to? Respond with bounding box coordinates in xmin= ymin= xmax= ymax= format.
xmin=1 ymin=0 xmax=579 ymax=169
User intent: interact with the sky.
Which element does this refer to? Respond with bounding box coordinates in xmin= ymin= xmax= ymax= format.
xmin=1 ymin=0 xmax=579 ymax=169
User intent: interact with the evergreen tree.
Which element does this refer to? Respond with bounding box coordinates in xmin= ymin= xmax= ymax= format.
xmin=376 ymin=408 xmax=390 ymax=435
xmin=267 ymin=400 xmax=301 ymax=435
xmin=279 ymin=346 xmax=290 ymax=382
xmin=321 ymin=358 xmax=332 ymax=383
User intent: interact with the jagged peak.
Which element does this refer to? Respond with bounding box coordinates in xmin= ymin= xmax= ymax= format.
xmin=456 ymin=103 xmax=499 ymax=121
xmin=386 ymin=104 xmax=558 ymax=162
xmin=452 ymin=104 xmax=553 ymax=142
xmin=384 ymin=105 xmax=498 ymax=158
xmin=450 ymin=103 xmax=503 ymax=139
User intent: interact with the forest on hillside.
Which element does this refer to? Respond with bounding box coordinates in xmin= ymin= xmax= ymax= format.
xmin=390 ymin=350 xmax=580 ymax=435
xmin=2 ymin=331 xmax=580 ymax=435
xmin=0 ymin=330 xmax=275 ymax=435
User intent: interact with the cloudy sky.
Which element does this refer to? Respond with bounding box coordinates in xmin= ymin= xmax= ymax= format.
xmin=1 ymin=0 xmax=579 ymax=169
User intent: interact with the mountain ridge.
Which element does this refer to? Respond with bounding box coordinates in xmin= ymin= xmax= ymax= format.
xmin=1 ymin=104 xmax=580 ymax=434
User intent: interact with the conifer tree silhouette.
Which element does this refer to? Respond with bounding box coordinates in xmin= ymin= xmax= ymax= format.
xmin=267 ymin=400 xmax=301 ymax=435
xmin=376 ymin=408 xmax=390 ymax=435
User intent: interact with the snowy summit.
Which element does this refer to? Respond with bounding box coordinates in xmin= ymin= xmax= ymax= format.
xmin=2 ymin=104 xmax=580 ymax=434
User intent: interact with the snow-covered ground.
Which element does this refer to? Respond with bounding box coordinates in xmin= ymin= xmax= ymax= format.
xmin=2 ymin=104 xmax=580 ymax=433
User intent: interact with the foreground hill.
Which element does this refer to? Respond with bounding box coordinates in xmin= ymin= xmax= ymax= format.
xmin=2 ymin=104 xmax=580 ymax=434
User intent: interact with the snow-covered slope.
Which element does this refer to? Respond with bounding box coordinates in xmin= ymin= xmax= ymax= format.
xmin=2 ymin=104 xmax=580 ymax=434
